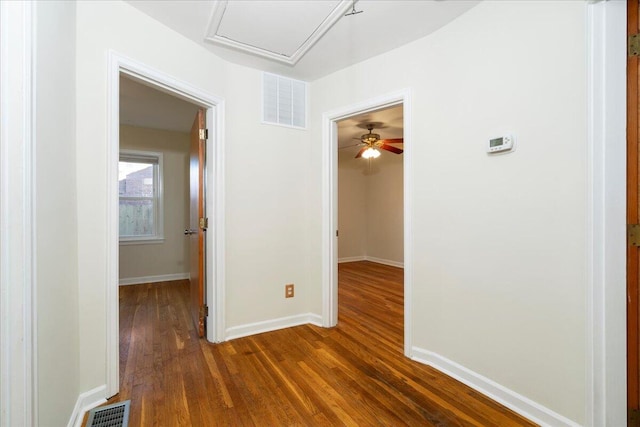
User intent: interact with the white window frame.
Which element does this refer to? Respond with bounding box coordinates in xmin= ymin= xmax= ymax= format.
xmin=118 ymin=149 xmax=164 ymax=245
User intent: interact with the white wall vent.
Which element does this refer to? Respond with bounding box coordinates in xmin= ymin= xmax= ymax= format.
xmin=263 ymin=72 xmax=307 ymax=129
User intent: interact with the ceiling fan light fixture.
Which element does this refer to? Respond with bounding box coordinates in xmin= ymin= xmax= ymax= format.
xmin=350 ymin=124 xmax=402 ymax=159
xmin=362 ymin=147 xmax=381 ymax=159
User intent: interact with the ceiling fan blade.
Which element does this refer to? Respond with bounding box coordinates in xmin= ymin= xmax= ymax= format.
xmin=339 ymin=142 xmax=363 ymax=150
xmin=355 ymin=147 xmax=368 ymax=158
xmin=379 ymin=138 xmax=403 ymax=144
xmin=379 ymin=143 xmax=404 ymax=154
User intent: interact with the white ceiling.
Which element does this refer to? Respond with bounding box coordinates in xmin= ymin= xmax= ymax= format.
xmin=120 ymin=0 xmax=473 ymax=134
xmin=207 ymin=1 xmax=349 ymax=65
xmin=214 ymin=1 xmax=340 ymax=57
xmin=125 ymin=0 xmax=480 ymax=81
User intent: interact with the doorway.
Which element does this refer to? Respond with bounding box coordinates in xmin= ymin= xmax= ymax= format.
xmin=118 ymin=74 xmax=207 ymax=338
xmin=335 ymin=104 xmax=405 ymax=351
xmin=321 ymin=90 xmax=412 ymax=356
xmin=106 ymin=53 xmax=226 ymax=397
xmin=336 ymin=105 xmax=404 ymax=268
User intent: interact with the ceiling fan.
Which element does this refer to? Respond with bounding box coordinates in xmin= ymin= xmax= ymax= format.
xmin=352 ymin=124 xmax=403 ymax=159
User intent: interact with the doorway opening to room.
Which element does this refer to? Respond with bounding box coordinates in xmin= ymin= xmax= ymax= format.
xmin=118 ymin=73 xmax=207 ymax=325
xmin=336 ymin=105 xmax=405 ymax=351
xmin=322 ymin=90 xmax=412 ymax=356
xmin=106 ymin=54 xmax=225 ymax=398
xmin=117 ymin=74 xmax=208 ymax=394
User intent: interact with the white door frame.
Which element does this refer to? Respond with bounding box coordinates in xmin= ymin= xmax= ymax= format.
xmin=586 ymin=1 xmax=626 ymax=425
xmin=321 ymin=89 xmax=413 ymax=356
xmin=0 ymin=1 xmax=37 ymax=425
xmin=106 ymin=52 xmax=226 ymax=397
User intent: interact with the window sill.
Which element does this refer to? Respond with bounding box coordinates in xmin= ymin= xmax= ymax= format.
xmin=119 ymin=237 xmax=165 ymax=246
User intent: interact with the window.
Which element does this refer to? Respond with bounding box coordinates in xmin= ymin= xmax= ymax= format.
xmin=119 ymin=150 xmax=163 ymax=244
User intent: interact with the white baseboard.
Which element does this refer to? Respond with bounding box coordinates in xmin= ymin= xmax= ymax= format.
xmin=67 ymin=384 xmax=107 ymax=427
xmin=225 ymin=313 xmax=323 ymax=341
xmin=338 ymin=256 xmax=366 ymax=263
xmin=411 ymin=348 xmax=580 ymax=427
xmin=119 ymin=272 xmax=189 ymax=286
xmin=338 ymin=255 xmax=404 ymax=268
xmin=365 ymin=256 xmax=404 ymax=268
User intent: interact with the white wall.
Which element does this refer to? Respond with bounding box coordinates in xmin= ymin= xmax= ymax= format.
xmin=4 ymin=0 xmax=622 ymax=425
xmin=338 ymin=150 xmax=403 ymax=265
xmin=223 ymin=67 xmax=310 ymax=327
xmin=119 ymin=125 xmax=190 ymax=283
xmin=310 ymin=1 xmax=587 ymax=424
xmin=337 ymin=150 xmax=367 ymax=259
xmin=366 ymin=151 xmax=403 ymax=264
xmin=75 ymin=0 xmax=312 ymax=393
xmin=35 ymin=1 xmax=80 ymax=425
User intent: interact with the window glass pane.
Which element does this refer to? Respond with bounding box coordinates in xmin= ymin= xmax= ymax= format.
xmin=119 ymin=161 xmax=154 ymax=197
xmin=119 ymin=151 xmax=162 ymax=241
xmin=119 ymin=199 xmax=154 ymax=237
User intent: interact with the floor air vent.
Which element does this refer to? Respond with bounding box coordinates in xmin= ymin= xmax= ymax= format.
xmin=86 ymin=400 xmax=130 ymax=427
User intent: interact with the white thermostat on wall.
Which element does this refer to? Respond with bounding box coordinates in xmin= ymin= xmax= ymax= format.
xmin=487 ymin=135 xmax=514 ymax=154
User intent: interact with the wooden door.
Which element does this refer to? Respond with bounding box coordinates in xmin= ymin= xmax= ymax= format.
xmin=630 ymin=0 xmax=640 ymax=424
xmin=189 ymin=109 xmax=206 ymax=338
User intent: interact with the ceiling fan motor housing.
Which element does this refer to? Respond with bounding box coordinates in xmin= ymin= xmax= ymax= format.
xmin=362 ymin=132 xmax=380 ymax=144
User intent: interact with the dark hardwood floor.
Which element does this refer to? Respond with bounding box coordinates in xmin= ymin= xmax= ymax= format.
xmin=93 ymin=261 xmax=536 ymax=426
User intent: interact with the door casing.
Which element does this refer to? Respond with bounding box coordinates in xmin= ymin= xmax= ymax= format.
xmin=107 ymin=52 xmax=226 ymax=397
xmin=321 ymin=89 xmax=413 ymax=356
xmin=587 ymin=1 xmax=627 ymax=425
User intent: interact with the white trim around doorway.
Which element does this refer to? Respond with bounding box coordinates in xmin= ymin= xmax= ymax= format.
xmin=0 ymin=1 xmax=37 ymax=425
xmin=585 ymin=1 xmax=626 ymax=425
xmin=106 ymin=51 xmax=226 ymax=398
xmin=321 ymin=88 xmax=413 ymax=356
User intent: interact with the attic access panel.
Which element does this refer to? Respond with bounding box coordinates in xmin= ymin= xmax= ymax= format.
xmin=206 ymin=0 xmax=352 ymax=65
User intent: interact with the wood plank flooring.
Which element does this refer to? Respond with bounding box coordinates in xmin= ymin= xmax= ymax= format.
xmin=93 ymin=261 xmax=536 ymax=426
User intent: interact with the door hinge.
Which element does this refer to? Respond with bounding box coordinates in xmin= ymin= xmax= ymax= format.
xmin=200 ymin=305 xmax=209 ymax=317
xmin=629 ymin=407 xmax=640 ymax=425
xmin=199 ymin=128 xmax=208 ymax=140
xmin=630 ymin=34 xmax=640 ymax=57
xmin=336 ymin=230 xmax=339 ymax=237
xmin=199 ymin=217 xmax=208 ymax=230
xmin=629 ymin=224 xmax=640 ymax=247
